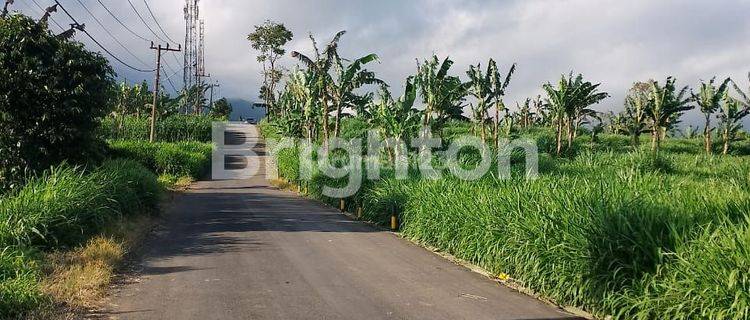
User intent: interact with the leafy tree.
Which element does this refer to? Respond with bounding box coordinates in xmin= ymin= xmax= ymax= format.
xmin=646 ymin=77 xmax=693 ymax=153
xmin=717 ymin=92 xmax=750 ymax=154
xmin=543 ymin=73 xmax=608 ymax=154
xmin=415 ymin=55 xmax=467 ymax=134
xmin=210 ymin=98 xmax=232 ymax=119
xmin=286 ymin=68 xmax=320 ymax=142
xmin=247 ymin=20 xmax=293 ymax=117
xmin=0 ymin=14 xmax=114 ymax=189
xmin=692 ymin=77 xmax=730 ymax=154
xmin=468 ymin=59 xmax=515 ymax=144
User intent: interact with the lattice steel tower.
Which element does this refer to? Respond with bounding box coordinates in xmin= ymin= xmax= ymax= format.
xmin=183 ymin=0 xmax=199 ymax=90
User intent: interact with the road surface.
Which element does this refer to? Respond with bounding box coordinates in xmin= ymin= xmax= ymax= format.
xmin=107 ymin=125 xmax=578 ymax=320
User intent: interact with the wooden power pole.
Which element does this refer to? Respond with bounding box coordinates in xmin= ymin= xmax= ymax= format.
xmin=149 ymin=42 xmax=181 ymax=142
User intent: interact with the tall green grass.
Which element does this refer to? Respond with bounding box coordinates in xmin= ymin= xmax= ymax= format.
xmin=108 ymin=140 xmax=212 ymax=179
xmin=0 ymin=159 xmax=161 ymax=317
xmin=264 ymin=120 xmax=750 ymax=319
xmin=100 ymin=115 xmax=214 ymax=142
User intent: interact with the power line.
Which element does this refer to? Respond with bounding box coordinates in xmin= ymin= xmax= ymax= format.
xmin=55 ymin=0 xmax=155 ymax=73
xmin=28 ymin=0 xmax=64 ymax=31
xmin=95 ymin=0 xmax=150 ymax=43
xmin=73 ymin=0 xmax=151 ymax=68
xmin=142 ymin=0 xmax=178 ymax=45
xmin=125 ymin=0 xmax=170 ymax=44
xmin=162 ymin=65 xmax=179 ymax=93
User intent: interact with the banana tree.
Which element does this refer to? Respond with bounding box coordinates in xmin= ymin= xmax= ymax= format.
xmin=370 ymin=78 xmax=421 ymax=162
xmin=291 ymin=31 xmax=345 ymax=148
xmin=646 ymin=77 xmax=693 ymax=153
xmin=692 ymin=77 xmax=730 ymax=154
xmin=621 ymin=82 xmax=652 ymax=146
xmin=330 ymin=52 xmax=385 ymax=138
xmin=488 ymin=60 xmax=516 ymax=147
xmin=717 ymin=92 xmax=750 ymax=154
xmin=543 ymin=73 xmax=608 ymax=154
xmin=415 ymin=55 xmax=466 ymax=134
xmin=287 ymin=68 xmax=320 ymax=142
xmin=466 ymin=63 xmax=492 ymax=141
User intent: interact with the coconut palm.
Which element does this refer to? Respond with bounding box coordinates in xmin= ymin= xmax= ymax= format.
xmin=291 ymin=31 xmax=345 ymax=148
xmin=542 ymin=73 xmax=608 ymax=154
xmin=692 ymin=77 xmax=730 ymax=154
xmin=330 ymin=52 xmax=385 ymax=138
xmin=646 ymin=77 xmax=693 ymax=153
xmin=415 ymin=55 xmax=466 ymax=133
xmin=717 ymin=92 xmax=750 ymax=154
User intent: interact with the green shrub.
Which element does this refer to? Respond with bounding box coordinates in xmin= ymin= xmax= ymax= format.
xmin=0 ymin=14 xmax=114 ymax=190
xmin=100 ymin=115 xmax=214 ymax=142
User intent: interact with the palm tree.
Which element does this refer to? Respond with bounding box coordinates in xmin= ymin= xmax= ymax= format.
xmin=717 ymin=92 xmax=750 ymax=154
xmin=415 ymin=55 xmax=466 ymax=133
xmin=330 ymin=52 xmax=385 ymax=138
xmin=646 ymin=77 xmax=693 ymax=153
xmin=692 ymin=77 xmax=730 ymax=154
xmin=291 ymin=31 xmax=345 ymax=148
xmin=732 ymin=72 xmax=750 ymax=109
xmin=542 ymin=73 xmax=608 ymax=154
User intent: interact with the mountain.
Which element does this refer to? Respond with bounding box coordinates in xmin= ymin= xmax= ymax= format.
xmin=226 ymin=98 xmax=267 ymax=121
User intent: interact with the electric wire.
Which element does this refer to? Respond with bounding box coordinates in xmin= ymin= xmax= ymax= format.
xmin=55 ymin=0 xmax=155 ymax=73
xmin=28 ymin=0 xmax=64 ymax=31
xmin=142 ymin=0 xmax=179 ymax=45
xmin=73 ymin=0 xmax=151 ymax=68
xmin=95 ymin=0 xmax=150 ymax=42
xmin=124 ymin=0 xmax=169 ymax=44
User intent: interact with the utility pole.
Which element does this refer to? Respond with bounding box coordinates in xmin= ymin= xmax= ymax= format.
xmin=208 ymin=81 xmax=219 ymax=111
xmin=149 ymin=42 xmax=181 ymax=142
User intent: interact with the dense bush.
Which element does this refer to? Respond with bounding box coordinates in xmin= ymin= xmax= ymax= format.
xmin=0 ymin=14 xmax=115 ymax=190
xmin=108 ymin=140 xmax=212 ymax=179
xmin=264 ymin=123 xmax=750 ymax=319
xmin=100 ymin=114 xmax=214 ymax=142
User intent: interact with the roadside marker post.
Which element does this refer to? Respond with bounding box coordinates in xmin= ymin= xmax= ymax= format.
xmin=357 ymin=207 xmax=362 ymax=219
xmin=390 ymin=205 xmax=398 ymax=231
xmin=339 ymin=199 xmax=345 ymax=212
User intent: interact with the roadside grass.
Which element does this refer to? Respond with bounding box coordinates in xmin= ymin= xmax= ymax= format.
xmin=0 ymin=150 xmax=203 ymax=318
xmin=108 ymin=140 xmax=212 ymax=181
xmin=263 ymin=120 xmax=750 ymax=319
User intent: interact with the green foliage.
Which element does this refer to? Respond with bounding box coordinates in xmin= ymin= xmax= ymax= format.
xmin=0 ymin=14 xmax=115 ymax=190
xmin=248 ymin=20 xmax=294 ymax=112
xmin=100 ymin=114 xmax=213 ymax=142
xmin=415 ymin=55 xmax=467 ymax=131
xmin=108 ymin=141 xmax=212 ymax=179
xmin=209 ymin=98 xmax=232 ymax=119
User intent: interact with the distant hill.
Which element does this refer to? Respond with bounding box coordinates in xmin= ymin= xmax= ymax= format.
xmin=226 ymin=98 xmax=267 ymax=121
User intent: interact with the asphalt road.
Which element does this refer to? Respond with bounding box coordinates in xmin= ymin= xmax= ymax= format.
xmin=107 ymin=125 xmax=578 ymax=320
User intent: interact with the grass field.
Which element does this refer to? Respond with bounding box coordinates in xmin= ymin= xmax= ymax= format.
xmin=262 ymin=119 xmax=750 ymax=319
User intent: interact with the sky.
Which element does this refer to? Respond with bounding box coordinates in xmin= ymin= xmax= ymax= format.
xmin=13 ymin=0 xmax=750 ymax=125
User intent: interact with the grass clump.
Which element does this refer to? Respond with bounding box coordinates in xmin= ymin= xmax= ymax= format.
xmin=100 ymin=115 xmax=214 ymax=142
xmin=108 ymin=140 xmax=212 ymax=180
